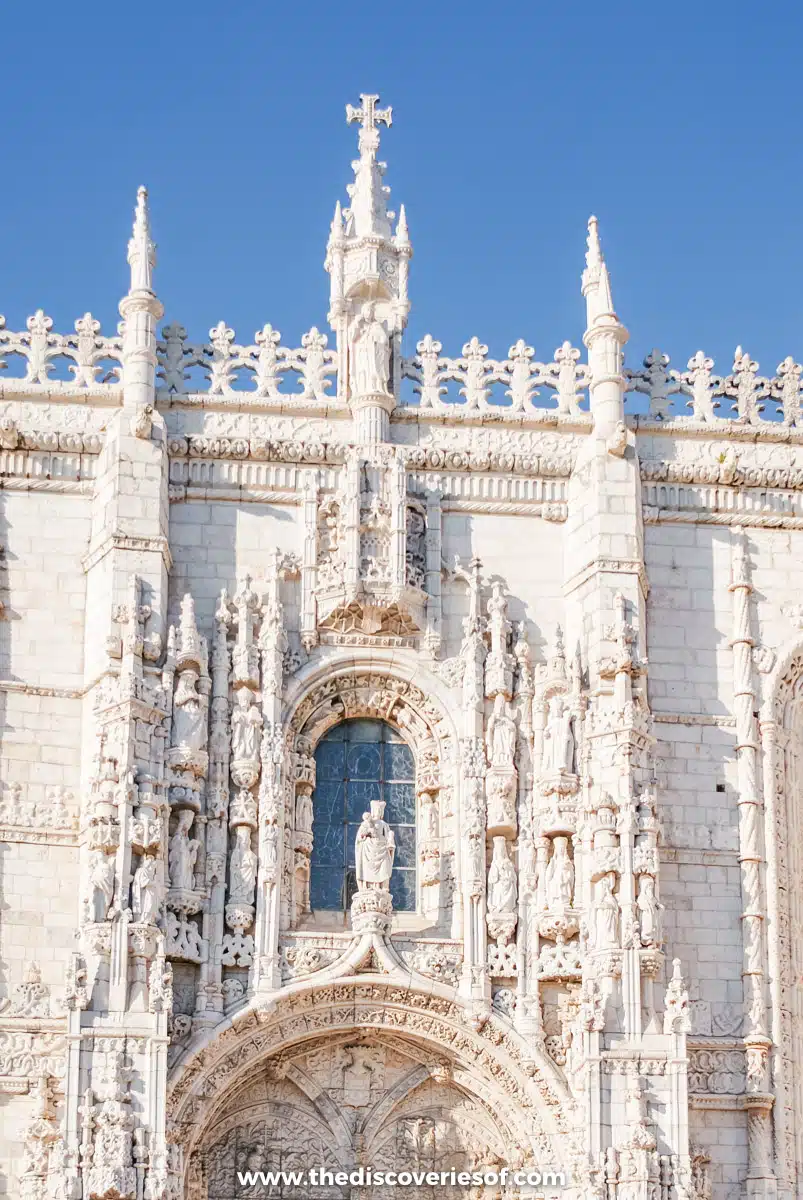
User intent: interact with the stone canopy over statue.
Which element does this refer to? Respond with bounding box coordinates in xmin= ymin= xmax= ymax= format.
xmin=349 ymin=302 xmax=391 ymax=398
xmin=355 ymin=799 xmax=395 ymax=890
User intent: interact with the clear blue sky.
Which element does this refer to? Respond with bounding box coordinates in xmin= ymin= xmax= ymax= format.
xmin=2 ymin=0 xmax=800 ymax=378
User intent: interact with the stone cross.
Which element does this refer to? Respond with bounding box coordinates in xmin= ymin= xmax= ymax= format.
xmin=346 ymin=94 xmax=392 ymax=154
xmin=346 ymin=94 xmax=392 ymax=134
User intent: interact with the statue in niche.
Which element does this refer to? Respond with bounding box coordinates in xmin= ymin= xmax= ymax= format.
xmin=486 ymin=694 xmax=517 ymax=769
xmin=593 ymin=873 xmax=620 ymax=950
xmin=636 ymin=874 xmax=663 ymax=947
xmin=421 ymin=794 xmax=439 ymax=841
xmin=262 ymin=823 xmax=280 ymax=877
xmin=231 ymin=688 xmax=263 ymax=762
xmin=88 ymin=850 xmax=116 ymax=922
xmin=355 ymin=800 xmax=395 ymax=890
xmin=229 ymin=825 xmax=258 ymax=907
xmin=172 ymin=667 xmax=206 ymax=753
xmin=349 ymin=301 xmax=390 ymax=397
xmin=466 ymin=835 xmax=485 ymax=884
xmin=169 ymin=810 xmax=199 ymax=892
xmin=487 ymin=836 xmax=517 ymax=915
xmin=131 ymin=855 xmax=160 ymax=924
xmin=486 ymin=581 xmax=510 ymax=659
xmin=296 ymin=790 xmax=314 ymax=835
xmin=541 ymin=694 xmax=574 ymax=775
xmin=545 ymin=836 xmax=574 ymax=910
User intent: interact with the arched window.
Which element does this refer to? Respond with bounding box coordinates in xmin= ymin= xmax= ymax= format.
xmin=311 ymin=719 xmax=416 ymax=913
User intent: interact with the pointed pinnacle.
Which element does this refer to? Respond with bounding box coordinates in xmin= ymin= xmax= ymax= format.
xmin=586 ymin=214 xmax=603 ymax=269
xmin=127 ymin=184 xmax=156 ymax=294
xmin=395 ymin=203 xmax=410 ymax=245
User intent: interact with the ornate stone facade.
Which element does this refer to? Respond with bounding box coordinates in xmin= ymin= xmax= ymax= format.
xmin=0 ymin=94 xmax=800 ymax=1199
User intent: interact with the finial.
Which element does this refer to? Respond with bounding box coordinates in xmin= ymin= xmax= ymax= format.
xmin=127 ymin=184 xmax=156 ymax=294
xmin=582 ymin=213 xmax=617 ymax=327
xmin=585 ymin=215 xmax=602 ymax=270
xmin=346 ymin=93 xmax=392 ymax=155
xmin=395 ymin=203 xmax=410 ymax=247
xmin=342 ymin=94 xmax=395 ymax=241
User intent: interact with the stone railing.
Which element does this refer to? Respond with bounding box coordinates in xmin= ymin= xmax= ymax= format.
xmin=625 ymin=347 xmax=803 ymax=426
xmin=0 ymin=311 xmax=123 ymax=394
xmin=157 ymin=322 xmax=339 ymax=405
xmin=399 ymin=337 xmax=591 ymax=416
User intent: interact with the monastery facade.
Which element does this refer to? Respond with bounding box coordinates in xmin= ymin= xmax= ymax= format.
xmin=0 ymin=95 xmax=801 ymax=1199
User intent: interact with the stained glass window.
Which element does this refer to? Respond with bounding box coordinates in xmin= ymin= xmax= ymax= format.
xmin=311 ymin=719 xmax=416 ymax=912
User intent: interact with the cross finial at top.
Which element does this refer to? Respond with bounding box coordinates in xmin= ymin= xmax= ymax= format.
xmin=346 ymin=94 xmax=392 ymax=158
xmin=346 ymin=94 xmax=392 ymax=135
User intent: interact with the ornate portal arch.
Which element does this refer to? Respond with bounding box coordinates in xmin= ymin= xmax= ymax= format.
xmin=166 ymin=979 xmax=580 ymax=1199
xmin=278 ymin=652 xmax=460 ymax=934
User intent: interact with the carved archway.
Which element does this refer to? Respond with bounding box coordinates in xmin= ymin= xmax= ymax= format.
xmin=280 ymin=655 xmax=458 ymax=935
xmin=166 ymin=980 xmax=579 ymax=1198
xmin=763 ymin=644 xmax=803 ymax=1194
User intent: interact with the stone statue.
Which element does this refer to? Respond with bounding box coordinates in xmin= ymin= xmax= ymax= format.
xmin=169 ymin=810 xmax=199 ymax=892
xmin=355 ymin=800 xmax=395 ymax=890
xmin=262 ymin=824 xmax=280 ymax=876
xmin=131 ymin=856 xmax=160 ymax=924
xmin=486 ymin=581 xmax=510 ymax=659
xmin=349 ymin=302 xmax=390 ymax=396
xmin=172 ymin=668 xmax=206 ymax=753
xmin=229 ymin=825 xmax=257 ymax=907
xmin=466 ymin=836 xmax=485 ymax=884
xmin=88 ymin=850 xmax=115 ymax=922
xmin=231 ymin=688 xmax=263 ymax=762
xmin=545 ymin=836 xmax=574 ymax=910
xmin=296 ymin=790 xmax=314 ymax=835
xmin=421 ymin=794 xmax=439 ymax=841
xmin=486 ymin=694 xmax=517 ymax=769
xmin=593 ymin=873 xmax=620 ymax=950
xmin=541 ymin=694 xmax=574 ymax=775
xmin=637 ymin=874 xmax=663 ymax=947
xmin=487 ymin=836 xmax=517 ymax=915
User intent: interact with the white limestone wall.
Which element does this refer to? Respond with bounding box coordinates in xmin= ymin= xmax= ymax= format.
xmin=441 ymin=512 xmax=565 ymax=657
xmin=167 ymin=499 xmax=302 ymax=627
xmin=0 ymin=491 xmax=87 ymax=1001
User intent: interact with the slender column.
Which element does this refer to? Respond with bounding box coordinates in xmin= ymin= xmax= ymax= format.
xmin=729 ymin=529 xmax=776 ymax=1198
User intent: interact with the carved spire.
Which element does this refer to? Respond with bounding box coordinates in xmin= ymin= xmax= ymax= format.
xmin=127 ymin=185 xmax=156 ymax=295
xmin=344 ymin=94 xmax=394 ymax=240
xmin=580 ymin=215 xmax=628 ymax=437
xmin=394 ymin=203 xmax=410 ymax=248
xmin=582 ymin=215 xmax=617 ymax=329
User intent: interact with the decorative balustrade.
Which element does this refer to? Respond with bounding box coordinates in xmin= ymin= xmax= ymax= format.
xmin=0 ymin=311 xmax=123 ymax=392
xmin=157 ymin=322 xmax=339 ymax=404
xmin=625 ymin=346 xmax=803 ymax=426
xmin=400 ymin=336 xmax=591 ymax=416
xmin=3 ymin=304 xmax=802 ymax=436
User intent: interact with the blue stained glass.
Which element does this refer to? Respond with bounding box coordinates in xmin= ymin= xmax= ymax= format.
xmin=311 ymin=780 xmax=344 ymax=824
xmin=347 ymin=718 xmax=383 ymax=743
xmin=346 ymin=779 xmax=381 ymax=822
xmin=346 ymin=822 xmax=360 ymax=867
xmin=390 ymin=869 xmax=416 ymax=912
xmin=316 ymin=741 xmax=345 ymax=781
xmin=384 ymin=742 xmax=414 ymax=780
xmin=385 ymin=782 xmax=416 ymax=824
xmin=347 ymin=742 xmax=381 ymax=780
xmin=310 ymin=824 xmax=344 ymax=867
xmin=310 ymin=865 xmax=346 ymax=910
xmin=311 ymin=718 xmax=418 ymax=912
xmin=391 ymin=824 xmax=417 ymax=868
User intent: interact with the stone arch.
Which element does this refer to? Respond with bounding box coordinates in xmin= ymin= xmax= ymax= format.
xmin=761 ymin=641 xmax=803 ymax=1193
xmin=280 ymin=651 xmax=460 ymax=932
xmin=167 ymin=979 xmax=579 ymax=1198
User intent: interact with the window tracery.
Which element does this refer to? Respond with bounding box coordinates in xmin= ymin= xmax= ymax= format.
xmin=311 ymin=719 xmax=416 ymax=913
